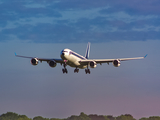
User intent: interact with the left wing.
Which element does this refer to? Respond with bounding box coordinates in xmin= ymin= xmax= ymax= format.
xmin=79 ymin=55 xmax=147 ymax=65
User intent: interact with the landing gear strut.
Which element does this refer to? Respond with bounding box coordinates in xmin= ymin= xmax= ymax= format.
xmin=62 ymin=62 xmax=68 ymax=74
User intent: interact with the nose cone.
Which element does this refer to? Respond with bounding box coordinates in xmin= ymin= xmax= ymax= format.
xmin=60 ymin=50 xmax=65 ymax=59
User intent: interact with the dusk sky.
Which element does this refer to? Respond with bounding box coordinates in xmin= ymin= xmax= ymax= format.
xmin=0 ymin=0 xmax=160 ymax=119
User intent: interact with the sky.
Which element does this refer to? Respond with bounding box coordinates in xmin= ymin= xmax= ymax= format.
xmin=0 ymin=0 xmax=160 ymax=119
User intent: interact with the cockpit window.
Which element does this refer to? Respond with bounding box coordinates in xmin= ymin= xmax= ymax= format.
xmin=61 ymin=50 xmax=68 ymax=53
xmin=63 ymin=51 xmax=68 ymax=53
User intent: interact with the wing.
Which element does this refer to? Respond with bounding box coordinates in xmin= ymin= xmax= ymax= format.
xmin=15 ymin=53 xmax=64 ymax=63
xmin=79 ymin=55 xmax=147 ymax=65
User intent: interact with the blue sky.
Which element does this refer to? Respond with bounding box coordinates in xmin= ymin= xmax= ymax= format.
xmin=0 ymin=0 xmax=160 ymax=119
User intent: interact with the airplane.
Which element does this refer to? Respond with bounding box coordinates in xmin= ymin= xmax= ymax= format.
xmin=15 ymin=42 xmax=147 ymax=74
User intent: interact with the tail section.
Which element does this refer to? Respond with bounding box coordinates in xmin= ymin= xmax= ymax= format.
xmin=85 ymin=42 xmax=90 ymax=59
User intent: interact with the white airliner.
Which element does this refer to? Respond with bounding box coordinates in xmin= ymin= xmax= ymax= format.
xmin=15 ymin=42 xmax=147 ymax=74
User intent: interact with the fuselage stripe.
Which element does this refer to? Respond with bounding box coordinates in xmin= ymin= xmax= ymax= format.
xmin=71 ymin=52 xmax=86 ymax=60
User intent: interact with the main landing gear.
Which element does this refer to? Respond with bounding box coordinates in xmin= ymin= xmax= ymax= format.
xmin=74 ymin=67 xmax=90 ymax=74
xmin=74 ymin=66 xmax=90 ymax=74
xmin=62 ymin=64 xmax=91 ymax=74
xmin=85 ymin=69 xmax=90 ymax=74
xmin=74 ymin=67 xmax=79 ymax=73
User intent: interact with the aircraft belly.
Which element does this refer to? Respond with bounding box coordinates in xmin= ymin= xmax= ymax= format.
xmin=66 ymin=55 xmax=87 ymax=69
xmin=67 ymin=62 xmax=87 ymax=69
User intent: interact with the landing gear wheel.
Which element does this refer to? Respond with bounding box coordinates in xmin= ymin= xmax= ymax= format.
xmin=65 ymin=68 xmax=68 ymax=73
xmin=88 ymin=70 xmax=90 ymax=74
xmin=62 ymin=68 xmax=68 ymax=74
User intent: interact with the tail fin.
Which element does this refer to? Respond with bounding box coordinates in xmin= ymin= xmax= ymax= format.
xmin=85 ymin=42 xmax=90 ymax=59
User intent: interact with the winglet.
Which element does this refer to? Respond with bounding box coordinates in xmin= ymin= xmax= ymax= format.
xmin=15 ymin=52 xmax=17 ymax=56
xmin=144 ymin=54 xmax=148 ymax=58
xmin=85 ymin=42 xmax=90 ymax=59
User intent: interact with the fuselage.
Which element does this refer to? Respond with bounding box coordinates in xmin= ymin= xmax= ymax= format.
xmin=60 ymin=49 xmax=87 ymax=69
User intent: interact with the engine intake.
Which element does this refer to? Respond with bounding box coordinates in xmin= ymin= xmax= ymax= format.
xmin=89 ymin=61 xmax=97 ymax=68
xmin=31 ymin=58 xmax=38 ymax=65
xmin=48 ymin=60 xmax=57 ymax=67
xmin=113 ymin=59 xmax=120 ymax=67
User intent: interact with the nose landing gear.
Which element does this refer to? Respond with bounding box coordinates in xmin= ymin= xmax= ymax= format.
xmin=62 ymin=62 xmax=68 ymax=74
xmin=62 ymin=68 xmax=68 ymax=74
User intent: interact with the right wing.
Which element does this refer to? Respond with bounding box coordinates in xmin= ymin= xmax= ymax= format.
xmin=15 ymin=53 xmax=64 ymax=63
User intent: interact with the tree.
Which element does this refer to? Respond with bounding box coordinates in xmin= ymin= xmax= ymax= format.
xmin=139 ymin=116 xmax=160 ymax=120
xmin=89 ymin=114 xmax=108 ymax=120
xmin=18 ymin=115 xmax=32 ymax=120
xmin=33 ymin=116 xmax=49 ymax=120
xmin=79 ymin=112 xmax=91 ymax=120
xmin=65 ymin=112 xmax=91 ymax=120
xmin=104 ymin=115 xmax=114 ymax=120
xmin=116 ymin=114 xmax=136 ymax=120
xmin=0 ymin=112 xmax=31 ymax=120
xmin=0 ymin=112 xmax=19 ymax=120
xmin=148 ymin=116 xmax=160 ymax=120
xmin=139 ymin=118 xmax=148 ymax=120
xmin=50 ymin=118 xmax=63 ymax=120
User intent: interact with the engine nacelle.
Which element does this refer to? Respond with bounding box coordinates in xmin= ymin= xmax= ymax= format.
xmin=89 ymin=61 xmax=97 ymax=68
xmin=31 ymin=58 xmax=38 ymax=65
xmin=113 ymin=59 xmax=121 ymax=67
xmin=48 ymin=60 xmax=57 ymax=68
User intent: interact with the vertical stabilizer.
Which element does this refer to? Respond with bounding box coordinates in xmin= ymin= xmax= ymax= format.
xmin=85 ymin=42 xmax=90 ymax=59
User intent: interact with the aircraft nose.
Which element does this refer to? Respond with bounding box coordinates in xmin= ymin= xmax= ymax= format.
xmin=60 ymin=50 xmax=65 ymax=56
xmin=60 ymin=50 xmax=65 ymax=59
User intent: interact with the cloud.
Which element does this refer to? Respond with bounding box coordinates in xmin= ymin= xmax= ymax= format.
xmin=2 ymin=22 xmax=160 ymax=43
xmin=0 ymin=0 xmax=160 ymax=43
xmin=0 ymin=1 xmax=61 ymax=26
xmin=99 ymin=0 xmax=160 ymax=15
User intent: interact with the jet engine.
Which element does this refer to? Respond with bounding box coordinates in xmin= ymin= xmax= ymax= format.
xmin=31 ymin=58 xmax=38 ymax=65
xmin=113 ymin=59 xmax=121 ymax=67
xmin=89 ymin=61 xmax=97 ymax=68
xmin=48 ymin=60 xmax=57 ymax=68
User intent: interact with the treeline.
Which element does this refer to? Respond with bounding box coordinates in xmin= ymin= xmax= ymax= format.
xmin=0 ymin=112 xmax=160 ymax=120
